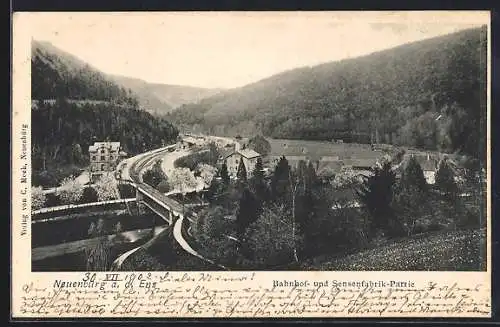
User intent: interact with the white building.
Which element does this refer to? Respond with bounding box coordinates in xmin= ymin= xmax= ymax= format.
xmin=88 ymin=141 xmax=127 ymax=182
xmin=224 ymin=149 xmax=261 ymax=178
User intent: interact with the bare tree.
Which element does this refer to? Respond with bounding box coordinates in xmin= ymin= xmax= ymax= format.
xmin=288 ymin=164 xmax=307 ymax=263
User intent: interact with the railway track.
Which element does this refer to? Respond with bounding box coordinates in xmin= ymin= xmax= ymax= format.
xmin=127 ymin=146 xmax=175 ymax=183
xmin=114 ymin=144 xmax=227 ymax=270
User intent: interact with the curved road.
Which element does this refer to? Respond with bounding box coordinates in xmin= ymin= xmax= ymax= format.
xmin=112 ymin=141 xmax=226 ymax=270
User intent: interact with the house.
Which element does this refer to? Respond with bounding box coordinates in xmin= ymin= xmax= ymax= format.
xmin=217 ymin=146 xmax=236 ymax=166
xmin=420 ymin=157 xmax=438 ymax=185
xmin=88 ymin=141 xmax=127 ymax=182
xmin=395 ymin=153 xmax=439 ymax=184
xmin=410 ymin=154 xmax=439 ymax=185
xmin=224 ymin=149 xmax=261 ymax=178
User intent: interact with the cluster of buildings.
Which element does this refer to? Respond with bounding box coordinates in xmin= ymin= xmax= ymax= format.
xmin=216 ymin=137 xmax=446 ymax=186
xmin=87 ymin=136 xmax=445 ymax=187
xmin=394 ymin=152 xmax=464 ymax=185
xmin=86 ymin=134 xmax=453 ymax=192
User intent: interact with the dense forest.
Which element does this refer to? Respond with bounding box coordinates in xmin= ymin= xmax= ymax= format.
xmin=32 ymin=100 xmax=179 ymax=186
xmin=166 ymin=26 xmax=487 ymax=160
xmin=31 ymin=41 xmax=179 ymax=187
xmin=32 ymin=40 xmax=137 ymax=105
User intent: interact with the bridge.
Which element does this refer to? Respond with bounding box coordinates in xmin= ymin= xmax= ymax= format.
xmin=126 ymin=145 xmax=187 ymax=224
xmin=115 ymin=144 xmax=226 ymax=270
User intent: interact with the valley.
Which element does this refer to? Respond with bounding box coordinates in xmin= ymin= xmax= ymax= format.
xmin=28 ymin=24 xmax=488 ymax=273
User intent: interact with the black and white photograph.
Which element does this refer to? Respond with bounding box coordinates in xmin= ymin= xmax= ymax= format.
xmin=28 ymin=12 xmax=488 ymax=273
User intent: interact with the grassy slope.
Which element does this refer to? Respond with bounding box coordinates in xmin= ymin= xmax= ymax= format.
xmin=305 ymin=229 xmax=486 ymax=271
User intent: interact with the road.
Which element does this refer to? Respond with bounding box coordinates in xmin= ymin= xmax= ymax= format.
xmin=160 ymin=149 xmax=190 ymax=176
xmin=112 ymin=138 xmax=222 ymax=270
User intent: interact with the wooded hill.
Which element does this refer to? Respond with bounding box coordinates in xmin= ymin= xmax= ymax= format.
xmin=32 ymin=40 xmax=138 ymax=105
xmin=166 ymin=26 xmax=487 ymax=160
xmin=110 ymin=75 xmax=223 ymax=115
xmin=32 ymin=40 xmax=222 ymax=114
xmin=31 ymin=41 xmax=179 ymax=187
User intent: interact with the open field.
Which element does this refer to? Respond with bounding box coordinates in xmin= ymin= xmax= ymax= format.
xmin=304 ymin=228 xmax=486 ymax=271
xmin=267 ymin=138 xmax=380 ymax=159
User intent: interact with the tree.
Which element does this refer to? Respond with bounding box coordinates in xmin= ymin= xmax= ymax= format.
xmin=220 ymin=162 xmax=230 ymax=185
xmin=392 ymin=185 xmax=420 ymax=236
xmin=307 ymin=185 xmax=369 ymax=255
xmin=401 ymin=156 xmax=428 ymax=193
xmin=271 ymin=156 xmax=291 ymax=203
xmin=45 ymin=193 xmax=61 ymax=207
xmin=284 ymin=160 xmax=315 ymax=262
xmin=244 ymin=203 xmax=296 ymax=267
xmin=31 ymin=186 xmax=46 ymax=210
xmin=85 ymin=218 xmax=111 ymax=271
xmin=207 ymin=142 xmax=220 ymax=166
xmin=331 ymin=167 xmax=360 ymax=189
xmin=156 ymin=180 xmax=171 ymax=193
xmin=80 ymin=186 xmax=99 ymax=203
xmin=435 ymin=158 xmax=467 ymax=228
xmin=143 ymin=170 xmax=162 ymax=188
xmin=250 ymin=157 xmax=269 ymax=201
xmin=57 ymin=176 xmax=84 ymax=204
xmin=206 ymin=178 xmax=225 ymax=203
xmin=436 ymin=159 xmax=459 ymax=199
xmin=292 ymin=161 xmax=316 ymax=257
xmin=196 ymin=163 xmax=217 ymax=186
xmin=192 ymin=205 xmax=238 ymax=265
xmin=118 ymin=183 xmax=136 ymax=198
xmin=142 ymin=159 xmax=167 ymax=188
xmin=31 ymin=99 xmax=179 ymax=190
xmin=169 ymin=167 xmax=198 ymax=194
xmin=235 ymin=188 xmax=261 ymax=238
xmin=236 ymin=159 xmax=247 ymax=183
xmin=71 ymin=143 xmax=84 ymax=165
xmin=306 ymin=161 xmax=318 ymax=188
xmin=356 ymin=162 xmax=397 ymax=236
xmin=94 ymin=174 xmax=119 ymax=201
xmin=248 ymin=135 xmax=271 ymax=156
xmin=392 ymin=156 xmax=429 ymax=236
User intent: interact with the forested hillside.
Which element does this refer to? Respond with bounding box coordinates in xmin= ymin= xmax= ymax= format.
xmin=32 ymin=40 xmax=137 ymax=105
xmin=31 ymin=41 xmax=179 ymax=187
xmin=167 ymin=26 xmax=487 ymax=159
xmin=110 ymin=75 xmax=222 ymax=115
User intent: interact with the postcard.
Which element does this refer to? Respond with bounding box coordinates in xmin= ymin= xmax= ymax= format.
xmin=11 ymin=11 xmax=491 ymax=318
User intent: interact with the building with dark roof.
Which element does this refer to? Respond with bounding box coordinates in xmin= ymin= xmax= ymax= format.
xmin=224 ymin=149 xmax=261 ymax=178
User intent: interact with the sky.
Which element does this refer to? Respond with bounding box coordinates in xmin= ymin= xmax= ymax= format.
xmin=20 ymin=11 xmax=488 ymax=89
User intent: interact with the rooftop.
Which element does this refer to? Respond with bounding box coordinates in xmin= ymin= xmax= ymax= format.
xmin=238 ymin=148 xmax=261 ymax=159
xmin=183 ymin=136 xmax=203 ymax=144
xmin=225 ymin=148 xmax=261 ymax=159
xmin=89 ymin=141 xmax=121 ymax=152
